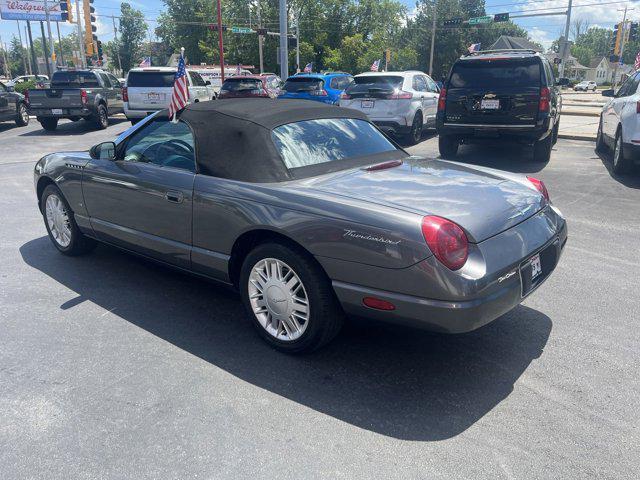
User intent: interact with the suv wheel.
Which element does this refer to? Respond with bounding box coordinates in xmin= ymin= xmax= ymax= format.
xmin=15 ymin=102 xmax=29 ymax=126
xmin=39 ymin=117 xmax=58 ymax=131
xmin=533 ymin=134 xmax=552 ymax=162
xmin=405 ymin=112 xmax=423 ymax=145
xmin=612 ymin=128 xmax=631 ymax=174
xmin=94 ymin=104 xmax=109 ymax=129
xmin=552 ymin=120 xmax=559 ymax=145
xmin=239 ymin=243 xmax=344 ymax=353
xmin=438 ymin=135 xmax=458 ymax=159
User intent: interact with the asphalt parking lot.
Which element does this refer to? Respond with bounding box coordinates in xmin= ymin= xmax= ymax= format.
xmin=1 ymin=118 xmax=638 ymax=479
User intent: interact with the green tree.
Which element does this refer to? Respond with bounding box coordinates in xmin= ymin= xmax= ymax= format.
xmin=109 ymin=3 xmax=147 ymax=73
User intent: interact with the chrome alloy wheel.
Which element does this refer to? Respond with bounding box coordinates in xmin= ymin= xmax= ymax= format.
xmin=248 ymin=258 xmax=310 ymax=341
xmin=45 ymin=194 xmax=72 ymax=247
xmin=19 ymin=104 xmax=29 ymax=123
xmin=614 ymin=134 xmax=622 ymax=168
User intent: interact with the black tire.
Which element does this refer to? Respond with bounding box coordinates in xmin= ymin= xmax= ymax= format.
xmin=39 ymin=117 xmax=58 ymax=131
xmin=15 ymin=102 xmax=29 ymax=126
xmin=612 ymin=128 xmax=631 ymax=174
xmin=596 ymin=116 xmax=607 ymax=152
xmin=41 ymin=184 xmax=96 ymax=256
xmin=438 ymin=134 xmax=459 ymax=159
xmin=533 ymin=134 xmax=552 ymax=162
xmin=239 ymin=242 xmax=344 ymax=354
xmin=552 ymin=119 xmax=559 ymax=145
xmin=94 ymin=104 xmax=108 ymax=129
xmin=68 ymin=116 xmax=81 ymax=122
xmin=404 ymin=112 xmax=423 ymax=145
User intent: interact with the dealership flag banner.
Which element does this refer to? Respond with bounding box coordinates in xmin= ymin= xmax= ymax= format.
xmin=303 ymin=62 xmax=313 ymax=73
xmin=0 ymin=1 xmax=64 ymax=21
xmin=139 ymin=57 xmax=151 ymax=68
xmin=169 ymin=49 xmax=189 ymax=123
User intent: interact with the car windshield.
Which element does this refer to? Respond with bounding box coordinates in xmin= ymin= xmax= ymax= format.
xmin=450 ymin=59 xmax=541 ymax=88
xmin=283 ymin=77 xmax=324 ymax=92
xmin=127 ymin=71 xmax=175 ymax=88
xmin=221 ymin=78 xmax=263 ymax=91
xmin=51 ymin=71 xmax=100 ymax=88
xmin=272 ymin=118 xmax=397 ymax=169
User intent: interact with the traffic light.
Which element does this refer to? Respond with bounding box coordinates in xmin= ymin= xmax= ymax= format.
xmin=611 ymin=22 xmax=622 ymax=55
xmin=83 ymin=0 xmax=96 ymax=56
xmin=59 ymin=1 xmax=69 ymax=22
xmin=256 ymin=28 xmax=267 ymax=36
xmin=96 ymin=40 xmax=103 ymax=65
xmin=493 ymin=13 xmax=509 ymax=22
xmin=630 ymin=22 xmax=639 ymax=42
xmin=443 ymin=17 xmax=463 ymax=27
xmin=288 ymin=36 xmax=298 ymax=48
xmin=208 ymin=24 xmax=228 ymax=31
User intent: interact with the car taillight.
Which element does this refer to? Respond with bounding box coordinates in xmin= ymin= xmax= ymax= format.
xmin=388 ymin=90 xmax=412 ymax=100
xmin=539 ymin=87 xmax=550 ymax=112
xmin=437 ymin=88 xmax=447 ymax=111
xmin=526 ymin=176 xmax=550 ymax=202
xmin=310 ymin=89 xmax=328 ymax=96
xmin=80 ymin=89 xmax=88 ymax=106
xmin=340 ymin=92 xmax=351 ymax=100
xmin=421 ymin=216 xmax=468 ymax=271
xmin=363 ymin=297 xmax=396 ymax=311
xmin=122 ymin=86 xmax=128 ymax=102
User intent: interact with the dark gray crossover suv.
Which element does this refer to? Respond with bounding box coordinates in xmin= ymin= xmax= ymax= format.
xmin=34 ymin=99 xmax=566 ymax=352
xmin=436 ymin=49 xmax=567 ymax=162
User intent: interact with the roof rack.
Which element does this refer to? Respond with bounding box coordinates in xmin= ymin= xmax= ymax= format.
xmin=463 ymin=49 xmax=539 ymax=57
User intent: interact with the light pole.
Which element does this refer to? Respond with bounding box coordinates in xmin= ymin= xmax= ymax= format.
xmin=429 ymin=0 xmax=436 ymax=76
xmin=558 ymin=0 xmax=573 ymax=79
xmin=43 ymin=0 xmax=56 ymax=73
xmin=216 ymin=0 xmax=225 ymax=81
xmin=279 ymin=0 xmax=288 ymax=80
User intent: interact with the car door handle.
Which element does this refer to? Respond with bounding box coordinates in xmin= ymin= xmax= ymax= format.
xmin=165 ymin=191 xmax=184 ymax=203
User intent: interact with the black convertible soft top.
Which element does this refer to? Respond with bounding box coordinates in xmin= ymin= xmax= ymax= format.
xmin=168 ymin=98 xmax=373 ymax=183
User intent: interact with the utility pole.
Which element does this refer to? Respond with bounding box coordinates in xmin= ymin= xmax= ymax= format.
xmin=16 ymin=21 xmax=29 ymax=75
xmin=279 ymin=0 xmax=288 ymax=80
xmin=216 ymin=0 xmax=225 ymax=81
xmin=43 ymin=0 xmax=56 ymax=73
xmin=295 ymin=13 xmax=300 ymax=73
xmin=111 ymin=16 xmax=123 ymax=76
xmin=613 ymin=6 xmax=634 ymax=89
xmin=0 ymin=36 xmax=11 ymax=79
xmin=39 ymin=21 xmax=51 ymax=77
xmin=429 ymin=0 xmax=437 ymax=76
xmin=56 ymin=22 xmax=65 ymax=66
xmin=257 ymin=0 xmax=264 ymax=73
xmin=26 ymin=21 xmax=38 ymax=74
xmin=558 ymin=0 xmax=573 ymax=78
xmin=75 ymin=0 xmax=85 ymax=67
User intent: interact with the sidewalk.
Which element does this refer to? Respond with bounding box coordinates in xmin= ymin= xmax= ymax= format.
xmin=558 ymin=114 xmax=598 ymax=141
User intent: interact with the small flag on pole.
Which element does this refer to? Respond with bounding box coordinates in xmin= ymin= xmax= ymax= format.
xmin=370 ymin=59 xmax=381 ymax=72
xmin=236 ymin=64 xmax=242 ymax=75
xmin=168 ymin=48 xmax=189 ymax=123
xmin=139 ymin=57 xmax=151 ymax=68
xmin=303 ymin=62 xmax=313 ymax=73
xmin=634 ymin=51 xmax=640 ymax=70
xmin=467 ymin=43 xmax=481 ymax=54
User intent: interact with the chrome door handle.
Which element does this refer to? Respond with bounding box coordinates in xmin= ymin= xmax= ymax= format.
xmin=165 ymin=191 xmax=184 ymax=203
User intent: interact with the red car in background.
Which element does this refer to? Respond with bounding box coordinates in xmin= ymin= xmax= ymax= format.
xmin=218 ymin=74 xmax=283 ymax=99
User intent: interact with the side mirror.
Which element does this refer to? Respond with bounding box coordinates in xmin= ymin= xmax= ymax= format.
xmin=205 ymin=80 xmax=211 ymax=86
xmin=601 ymin=89 xmax=614 ymax=97
xmin=556 ymin=77 xmax=570 ymax=86
xmin=89 ymin=141 xmax=116 ymax=160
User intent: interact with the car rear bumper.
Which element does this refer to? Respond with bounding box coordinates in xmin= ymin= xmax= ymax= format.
xmin=124 ymin=106 xmax=162 ymax=119
xmin=30 ymin=107 xmax=92 ymax=118
xmin=437 ymin=115 xmax=554 ymax=142
xmin=373 ymin=119 xmax=411 ymax=135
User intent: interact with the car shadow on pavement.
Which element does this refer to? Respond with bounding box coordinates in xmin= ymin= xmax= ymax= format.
xmin=595 ymin=149 xmax=640 ymax=189
xmin=20 ymin=236 xmax=552 ymax=442
xmin=448 ymin=143 xmax=550 ymax=174
xmin=18 ymin=117 xmax=130 ymax=137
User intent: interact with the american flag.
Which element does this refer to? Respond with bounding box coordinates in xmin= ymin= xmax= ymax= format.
xmin=169 ymin=51 xmax=190 ymax=122
xmin=635 ymin=51 xmax=640 ymax=71
xmin=468 ymin=43 xmax=481 ymax=54
xmin=236 ymin=64 xmax=242 ymax=75
xmin=370 ymin=59 xmax=381 ymax=72
xmin=139 ymin=57 xmax=151 ymax=68
xmin=303 ymin=62 xmax=313 ymax=73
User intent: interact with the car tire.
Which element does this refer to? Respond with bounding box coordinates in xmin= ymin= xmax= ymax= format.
xmin=438 ymin=134 xmax=459 ymax=159
xmin=612 ymin=128 xmax=631 ymax=174
xmin=552 ymin=119 xmax=559 ymax=145
xmin=94 ymin=104 xmax=109 ymax=129
xmin=41 ymin=184 xmax=96 ymax=256
xmin=533 ymin=134 xmax=552 ymax=162
xmin=239 ymin=242 xmax=344 ymax=354
xmin=596 ymin=117 xmax=607 ymax=152
xmin=130 ymin=119 xmax=140 ymax=126
xmin=39 ymin=117 xmax=58 ymax=131
xmin=15 ymin=102 xmax=29 ymax=126
xmin=68 ymin=116 xmax=81 ymax=122
xmin=404 ymin=112 xmax=423 ymax=145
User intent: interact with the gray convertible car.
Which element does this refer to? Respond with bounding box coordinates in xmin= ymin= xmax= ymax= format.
xmin=34 ymin=99 xmax=567 ymax=353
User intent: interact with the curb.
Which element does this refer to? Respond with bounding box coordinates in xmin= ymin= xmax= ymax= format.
xmin=561 ymin=110 xmax=600 ymax=117
xmin=557 ymin=133 xmax=595 ymax=142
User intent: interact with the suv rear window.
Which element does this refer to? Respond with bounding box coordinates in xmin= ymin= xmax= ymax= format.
xmin=51 ymin=71 xmax=100 ymax=88
xmin=127 ymin=71 xmax=175 ymax=88
xmin=283 ymin=77 xmax=324 ymax=92
xmin=221 ymin=78 xmax=263 ymax=91
xmin=449 ymin=59 xmax=541 ymax=88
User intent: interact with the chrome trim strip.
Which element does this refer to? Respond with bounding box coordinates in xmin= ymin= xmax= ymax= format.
xmin=443 ymin=123 xmax=536 ymax=128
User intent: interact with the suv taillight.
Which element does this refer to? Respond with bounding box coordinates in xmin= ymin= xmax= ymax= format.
xmin=437 ymin=88 xmax=447 ymax=111
xmin=310 ymin=89 xmax=328 ymax=96
xmin=80 ymin=89 xmax=88 ymax=106
xmin=421 ymin=216 xmax=469 ymax=271
xmin=387 ymin=90 xmax=412 ymax=100
xmin=122 ymin=86 xmax=128 ymax=102
xmin=340 ymin=92 xmax=351 ymax=100
xmin=539 ymin=86 xmax=550 ymax=112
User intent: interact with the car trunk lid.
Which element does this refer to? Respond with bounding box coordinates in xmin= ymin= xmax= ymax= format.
xmin=340 ymin=75 xmax=410 ymax=117
xmin=126 ymin=70 xmax=176 ymax=110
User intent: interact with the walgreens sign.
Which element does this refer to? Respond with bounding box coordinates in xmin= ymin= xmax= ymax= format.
xmin=0 ymin=1 xmax=64 ymax=21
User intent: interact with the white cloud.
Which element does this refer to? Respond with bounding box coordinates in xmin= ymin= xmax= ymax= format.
xmin=528 ymin=26 xmax=555 ymax=49
xmin=519 ymin=0 xmax=625 ymax=29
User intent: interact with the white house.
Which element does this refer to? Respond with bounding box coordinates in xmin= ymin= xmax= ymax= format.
xmin=586 ymin=56 xmax=633 ymax=84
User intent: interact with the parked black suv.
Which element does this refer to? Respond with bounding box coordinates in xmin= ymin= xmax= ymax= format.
xmin=436 ymin=50 xmax=567 ymax=162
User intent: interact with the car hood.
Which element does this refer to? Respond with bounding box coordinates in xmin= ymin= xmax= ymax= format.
xmin=298 ymin=157 xmax=546 ymax=243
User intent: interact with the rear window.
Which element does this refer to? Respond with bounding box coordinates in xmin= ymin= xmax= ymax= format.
xmin=352 ymin=75 xmax=404 ymax=88
xmin=283 ymin=77 xmax=324 ymax=92
xmin=272 ymin=118 xmax=396 ymax=169
xmin=127 ymin=71 xmax=175 ymax=88
xmin=449 ymin=59 xmax=541 ymax=88
xmin=51 ymin=71 xmax=99 ymax=88
xmin=221 ymin=78 xmax=263 ymax=91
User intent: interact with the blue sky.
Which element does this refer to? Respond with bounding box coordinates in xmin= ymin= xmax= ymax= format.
xmin=0 ymin=0 xmax=634 ymax=56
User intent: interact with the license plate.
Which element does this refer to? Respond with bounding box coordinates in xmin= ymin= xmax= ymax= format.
xmin=51 ymin=108 xmax=63 ymax=115
xmin=148 ymin=92 xmax=160 ymax=100
xmin=530 ymin=253 xmax=542 ymax=280
xmin=480 ymin=99 xmax=500 ymax=110
xmin=361 ymin=99 xmax=375 ymax=108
